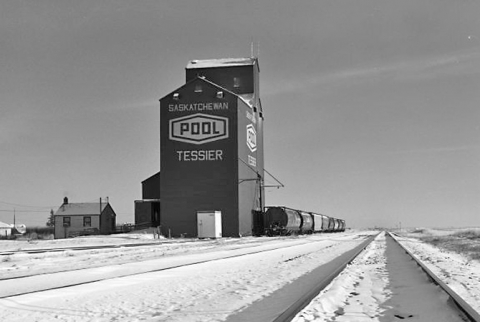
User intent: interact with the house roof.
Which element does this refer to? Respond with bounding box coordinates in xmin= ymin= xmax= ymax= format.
xmin=186 ymin=57 xmax=258 ymax=70
xmin=0 ymin=221 xmax=12 ymax=229
xmin=54 ymin=203 xmax=108 ymax=216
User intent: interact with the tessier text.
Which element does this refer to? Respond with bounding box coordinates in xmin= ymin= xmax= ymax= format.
xmin=176 ymin=149 xmax=223 ymax=161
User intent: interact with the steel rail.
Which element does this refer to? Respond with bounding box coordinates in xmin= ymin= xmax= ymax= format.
xmin=0 ymin=237 xmax=348 ymax=282
xmin=0 ymin=240 xmax=198 ymax=256
xmin=0 ymin=236 xmax=353 ymax=298
xmin=388 ymin=232 xmax=480 ymax=322
xmin=0 ymin=235 xmax=296 ymax=256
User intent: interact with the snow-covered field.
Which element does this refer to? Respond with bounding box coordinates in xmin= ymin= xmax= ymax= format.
xmin=0 ymin=228 xmax=479 ymax=322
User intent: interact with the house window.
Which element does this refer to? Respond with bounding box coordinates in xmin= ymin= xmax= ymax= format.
xmin=83 ymin=216 xmax=91 ymax=227
xmin=63 ymin=217 xmax=71 ymax=227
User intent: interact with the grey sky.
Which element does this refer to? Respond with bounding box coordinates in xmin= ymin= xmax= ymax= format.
xmin=1 ymin=0 xmax=479 ymax=228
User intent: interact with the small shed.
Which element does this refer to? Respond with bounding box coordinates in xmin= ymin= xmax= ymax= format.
xmin=54 ymin=197 xmax=116 ymax=239
xmin=0 ymin=221 xmax=12 ymax=237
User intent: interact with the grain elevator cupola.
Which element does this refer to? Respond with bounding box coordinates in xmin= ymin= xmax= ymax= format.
xmin=185 ymin=57 xmax=263 ymax=118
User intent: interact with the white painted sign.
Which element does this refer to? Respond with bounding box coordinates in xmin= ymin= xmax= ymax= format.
xmin=170 ymin=113 xmax=229 ymax=145
xmin=248 ymin=155 xmax=257 ymax=167
xmin=246 ymin=124 xmax=257 ymax=152
xmin=176 ymin=150 xmax=223 ymax=161
xmin=169 ymin=102 xmax=228 ymax=112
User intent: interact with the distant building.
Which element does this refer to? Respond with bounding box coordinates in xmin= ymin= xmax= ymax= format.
xmin=0 ymin=221 xmax=12 ymax=237
xmin=54 ymin=197 xmax=116 ymax=239
xmin=0 ymin=222 xmax=26 ymax=237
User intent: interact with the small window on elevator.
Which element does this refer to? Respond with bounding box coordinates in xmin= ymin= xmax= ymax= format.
xmin=233 ymin=77 xmax=241 ymax=88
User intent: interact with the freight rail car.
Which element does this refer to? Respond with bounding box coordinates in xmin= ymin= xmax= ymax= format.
xmin=263 ymin=206 xmax=345 ymax=236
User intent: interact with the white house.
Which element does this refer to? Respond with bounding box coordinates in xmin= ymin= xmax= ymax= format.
xmin=54 ymin=197 xmax=117 ymax=239
xmin=0 ymin=221 xmax=12 ymax=237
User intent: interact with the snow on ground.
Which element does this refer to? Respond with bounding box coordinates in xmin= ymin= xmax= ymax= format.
xmin=1 ymin=235 xmax=286 ymax=279
xmin=0 ymin=231 xmax=373 ymax=322
xmin=293 ymin=232 xmax=391 ymax=322
xmin=0 ymin=228 xmax=479 ymax=322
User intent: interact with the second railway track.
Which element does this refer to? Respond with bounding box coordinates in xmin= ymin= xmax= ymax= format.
xmin=0 ymin=232 xmax=374 ymax=322
xmin=0 ymin=234 xmax=365 ymax=298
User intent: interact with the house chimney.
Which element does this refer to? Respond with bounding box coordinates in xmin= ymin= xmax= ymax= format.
xmin=63 ymin=197 xmax=68 ymax=205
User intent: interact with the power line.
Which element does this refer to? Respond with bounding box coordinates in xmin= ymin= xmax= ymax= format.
xmin=0 ymin=209 xmax=50 ymax=213
xmin=0 ymin=200 xmax=54 ymax=209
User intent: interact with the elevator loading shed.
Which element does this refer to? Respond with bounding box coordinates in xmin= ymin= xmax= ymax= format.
xmin=160 ymin=58 xmax=264 ymax=237
xmin=134 ymin=172 xmax=160 ymax=229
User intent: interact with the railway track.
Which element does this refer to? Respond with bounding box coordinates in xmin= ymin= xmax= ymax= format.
xmin=0 ymin=239 xmax=199 ymax=256
xmin=1 ymin=234 xmax=355 ymax=257
xmin=234 ymin=231 xmax=479 ymax=322
xmin=0 ymin=235 xmax=361 ymax=298
xmin=0 ymin=232 xmax=376 ymax=322
xmin=3 ymin=231 xmax=475 ymax=322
